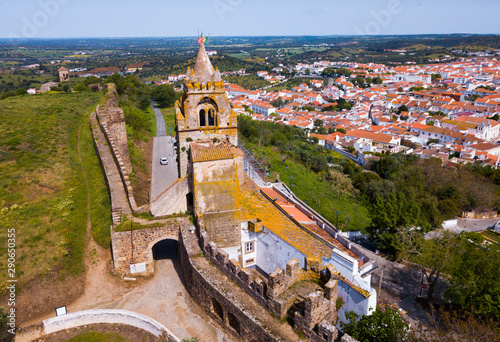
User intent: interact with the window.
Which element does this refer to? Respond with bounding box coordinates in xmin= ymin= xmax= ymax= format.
xmin=199 ymin=109 xmax=206 ymax=127
xmin=245 ymin=241 xmax=254 ymax=253
xmin=208 ymin=108 xmax=215 ymax=126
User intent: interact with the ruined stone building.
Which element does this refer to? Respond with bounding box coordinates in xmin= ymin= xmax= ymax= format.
xmin=58 ymin=66 xmax=69 ymax=82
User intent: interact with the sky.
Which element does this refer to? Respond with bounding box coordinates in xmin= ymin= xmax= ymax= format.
xmin=0 ymin=0 xmax=499 ymax=39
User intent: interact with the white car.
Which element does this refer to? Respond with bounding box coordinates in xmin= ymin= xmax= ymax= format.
xmin=160 ymin=158 xmax=168 ymax=165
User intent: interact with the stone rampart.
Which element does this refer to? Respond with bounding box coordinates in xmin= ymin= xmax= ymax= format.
xmin=178 ymin=228 xmax=287 ymax=342
xmin=94 ymin=95 xmax=148 ymax=214
xmin=15 ymin=310 xmax=179 ymax=342
xmin=198 ymin=225 xmax=339 ymax=340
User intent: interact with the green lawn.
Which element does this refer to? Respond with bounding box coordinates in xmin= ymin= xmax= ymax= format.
xmin=160 ymin=106 xmax=176 ymax=137
xmin=0 ymin=91 xmax=111 ymax=292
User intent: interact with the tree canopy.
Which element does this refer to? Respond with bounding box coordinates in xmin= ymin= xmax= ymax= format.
xmin=341 ymin=306 xmax=411 ymax=342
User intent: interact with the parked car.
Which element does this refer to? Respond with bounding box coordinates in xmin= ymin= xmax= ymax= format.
xmin=160 ymin=158 xmax=168 ymax=165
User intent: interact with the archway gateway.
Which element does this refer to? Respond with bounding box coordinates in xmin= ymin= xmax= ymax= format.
xmin=152 ymin=239 xmax=179 ymax=260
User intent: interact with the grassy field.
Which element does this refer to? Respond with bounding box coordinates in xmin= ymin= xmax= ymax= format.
xmin=160 ymin=106 xmax=176 ymax=137
xmin=223 ymin=74 xmax=269 ymax=90
xmin=0 ymin=73 xmax=54 ymax=89
xmin=122 ymin=102 xmax=156 ymax=206
xmin=0 ymin=91 xmax=112 ymax=294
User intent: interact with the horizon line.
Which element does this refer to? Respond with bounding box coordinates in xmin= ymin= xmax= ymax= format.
xmin=1 ymin=32 xmax=500 ymax=41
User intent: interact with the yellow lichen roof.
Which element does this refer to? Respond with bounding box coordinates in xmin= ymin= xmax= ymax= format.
xmin=191 ymin=141 xmax=234 ymax=163
xmin=261 ymin=187 xmax=365 ymax=266
xmin=240 ymin=176 xmax=332 ymax=259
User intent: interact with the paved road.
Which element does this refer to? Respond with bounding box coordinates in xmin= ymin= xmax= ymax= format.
xmin=150 ymin=100 xmax=179 ymax=200
xmin=152 ymin=101 xmax=166 ymax=137
xmin=151 ymin=136 xmax=178 ymax=200
xmin=457 ymin=217 xmax=498 ymax=232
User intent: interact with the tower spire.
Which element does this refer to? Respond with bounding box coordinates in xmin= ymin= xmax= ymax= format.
xmin=194 ymin=35 xmax=215 ymax=83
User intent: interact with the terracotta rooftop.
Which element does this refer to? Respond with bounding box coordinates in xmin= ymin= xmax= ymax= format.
xmin=191 ymin=141 xmax=234 ymax=163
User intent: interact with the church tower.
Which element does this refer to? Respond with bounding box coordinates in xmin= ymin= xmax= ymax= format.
xmin=174 ymin=40 xmax=238 ymax=176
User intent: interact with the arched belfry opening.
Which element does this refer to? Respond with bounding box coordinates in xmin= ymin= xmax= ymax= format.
xmin=199 ymin=109 xmax=206 ymax=127
xmin=152 ymin=239 xmax=178 ymax=260
xmin=208 ymin=109 xmax=215 ymax=126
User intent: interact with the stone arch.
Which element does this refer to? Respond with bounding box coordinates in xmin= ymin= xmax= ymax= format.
xmin=146 ymin=234 xmax=179 ymax=261
xmin=152 ymin=239 xmax=178 ymax=260
xmin=197 ymin=97 xmax=219 ymax=112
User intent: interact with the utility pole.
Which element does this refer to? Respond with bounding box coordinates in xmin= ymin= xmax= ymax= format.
xmin=130 ymin=217 xmax=134 ymax=264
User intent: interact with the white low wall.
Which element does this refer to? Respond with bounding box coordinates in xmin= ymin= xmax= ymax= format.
xmin=43 ymin=309 xmax=180 ymax=341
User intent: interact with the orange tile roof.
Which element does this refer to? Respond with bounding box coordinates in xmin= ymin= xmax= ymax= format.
xmin=191 ymin=141 xmax=234 ymax=163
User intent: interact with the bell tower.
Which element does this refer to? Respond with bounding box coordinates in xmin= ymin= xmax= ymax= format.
xmin=174 ymin=38 xmax=238 ymax=176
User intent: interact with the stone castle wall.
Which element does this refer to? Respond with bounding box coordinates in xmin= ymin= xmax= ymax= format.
xmin=94 ymin=96 xmax=148 ymax=214
xmin=197 ymin=223 xmax=339 ymax=341
xmin=178 ymin=228 xmax=286 ymax=342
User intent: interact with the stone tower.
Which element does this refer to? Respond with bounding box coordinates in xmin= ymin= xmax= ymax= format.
xmin=58 ymin=66 xmax=69 ymax=82
xmin=174 ymin=41 xmax=238 ymax=176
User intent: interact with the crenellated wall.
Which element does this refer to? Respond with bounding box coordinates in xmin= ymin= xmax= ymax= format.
xmin=199 ymin=227 xmax=339 ymax=339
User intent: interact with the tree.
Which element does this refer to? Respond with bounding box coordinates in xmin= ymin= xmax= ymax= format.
xmin=326 ymin=168 xmax=355 ymax=199
xmin=487 ymin=113 xmax=499 ymax=121
xmin=152 ymin=84 xmax=177 ymax=108
xmin=270 ymin=98 xmax=284 ymax=108
xmin=340 ymin=306 xmax=412 ymax=342
xmin=398 ymin=230 xmax=462 ymax=304
xmin=397 ymin=105 xmax=408 ymax=114
xmin=431 ymin=73 xmax=442 ymax=80
xmin=373 ymin=76 xmax=383 ymax=85
xmin=445 ymin=232 xmax=500 ymax=320
xmin=415 ymin=307 xmax=500 ymax=342
xmin=74 ymin=82 xmax=87 ymax=92
xmin=314 ymin=119 xmax=323 ymax=127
